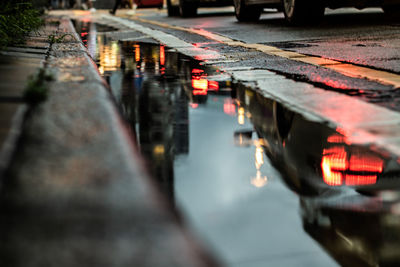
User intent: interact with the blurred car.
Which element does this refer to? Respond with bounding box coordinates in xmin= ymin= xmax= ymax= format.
xmin=167 ymin=0 xmax=232 ymax=17
xmin=233 ymin=0 xmax=400 ymax=24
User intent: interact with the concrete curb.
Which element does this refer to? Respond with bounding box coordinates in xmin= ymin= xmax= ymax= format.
xmin=0 ymin=16 xmax=219 ymax=267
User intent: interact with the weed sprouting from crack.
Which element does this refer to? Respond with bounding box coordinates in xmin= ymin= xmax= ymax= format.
xmin=48 ymin=33 xmax=76 ymax=43
xmin=24 ymin=68 xmax=54 ymax=105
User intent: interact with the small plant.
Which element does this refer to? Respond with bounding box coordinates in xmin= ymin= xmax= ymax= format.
xmin=0 ymin=1 xmax=44 ymax=49
xmin=23 ymin=68 xmax=53 ymax=105
xmin=47 ymin=33 xmax=76 ymax=43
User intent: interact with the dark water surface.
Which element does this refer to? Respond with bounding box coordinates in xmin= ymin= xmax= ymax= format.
xmin=74 ymin=20 xmax=400 ymax=267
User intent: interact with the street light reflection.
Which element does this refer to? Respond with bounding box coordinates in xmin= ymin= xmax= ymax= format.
xmin=238 ymin=107 xmax=245 ymax=125
xmin=252 ymin=140 xmax=268 ymax=188
xmin=233 ymin=130 xmax=269 ymax=188
xmin=99 ymin=41 xmax=121 ymax=72
xmin=153 ymin=145 xmax=165 ymax=157
xmin=251 ymin=170 xmax=268 ymax=188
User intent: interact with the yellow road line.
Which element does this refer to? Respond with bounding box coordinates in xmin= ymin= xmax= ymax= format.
xmin=125 ymin=15 xmax=400 ymax=88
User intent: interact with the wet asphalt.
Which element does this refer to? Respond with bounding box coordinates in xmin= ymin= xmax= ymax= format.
xmin=127 ymin=7 xmax=400 ymax=110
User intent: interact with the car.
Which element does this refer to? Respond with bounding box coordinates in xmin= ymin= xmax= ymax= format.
xmin=167 ymin=0 xmax=232 ymax=17
xmin=233 ymin=0 xmax=400 ymax=24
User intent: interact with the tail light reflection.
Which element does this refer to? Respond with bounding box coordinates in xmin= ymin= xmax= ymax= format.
xmin=160 ymin=45 xmax=165 ymax=66
xmin=321 ymin=134 xmax=384 ymax=186
xmin=191 ymin=68 xmax=219 ymax=96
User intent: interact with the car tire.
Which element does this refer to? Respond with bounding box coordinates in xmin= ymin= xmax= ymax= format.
xmin=179 ymin=0 xmax=198 ymax=17
xmin=167 ymin=0 xmax=180 ymax=16
xmin=234 ymin=0 xmax=262 ymax=22
xmin=282 ymin=0 xmax=324 ymax=25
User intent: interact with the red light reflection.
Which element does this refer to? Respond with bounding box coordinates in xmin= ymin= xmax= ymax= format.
xmin=311 ymin=74 xmax=351 ymax=90
xmin=192 ymin=79 xmax=208 ymax=91
xmin=192 ymin=68 xmax=208 ymax=95
xmin=134 ymin=44 xmax=140 ymax=62
xmin=345 ymin=174 xmax=377 ymax=186
xmin=223 ymin=98 xmax=236 ymax=115
xmin=321 ymin=147 xmax=347 ymax=186
xmin=160 ymin=45 xmax=165 ymax=66
xmin=321 ymin=134 xmax=384 ymax=186
xmin=191 ymin=68 xmax=220 ymax=95
xmin=327 ymin=134 xmax=346 ymax=144
xmin=349 ymin=154 xmax=383 ymax=172
xmin=208 ymin=80 xmax=219 ymax=91
xmin=192 ymin=68 xmax=204 ymax=75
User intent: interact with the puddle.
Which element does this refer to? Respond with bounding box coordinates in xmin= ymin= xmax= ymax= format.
xmin=74 ymin=21 xmax=400 ymax=267
xmin=72 ymin=20 xmax=118 ymax=60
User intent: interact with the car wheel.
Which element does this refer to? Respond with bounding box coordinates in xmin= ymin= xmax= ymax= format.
xmin=234 ymin=0 xmax=262 ymax=22
xmin=179 ymin=0 xmax=197 ymax=17
xmin=282 ymin=0 xmax=324 ymax=25
xmin=167 ymin=0 xmax=180 ymax=16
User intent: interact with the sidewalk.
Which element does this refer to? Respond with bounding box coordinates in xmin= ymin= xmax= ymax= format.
xmin=0 ymin=21 xmax=54 ymax=178
xmin=0 ymin=16 xmax=218 ymax=267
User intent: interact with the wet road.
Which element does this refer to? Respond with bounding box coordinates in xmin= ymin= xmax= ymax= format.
xmin=111 ymin=7 xmax=400 ymax=112
xmin=72 ymin=17 xmax=400 ymax=267
xmin=131 ymin=7 xmax=400 ymax=73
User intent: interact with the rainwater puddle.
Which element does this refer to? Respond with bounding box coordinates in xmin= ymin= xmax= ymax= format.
xmin=75 ymin=21 xmax=400 ymax=267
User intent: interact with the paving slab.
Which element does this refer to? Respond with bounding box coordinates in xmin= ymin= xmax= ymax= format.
xmin=0 ymin=56 xmax=44 ymax=66
xmin=5 ymin=46 xmax=48 ymax=54
xmin=0 ymin=103 xmax=25 ymax=149
xmin=0 ymin=51 xmax=47 ymax=59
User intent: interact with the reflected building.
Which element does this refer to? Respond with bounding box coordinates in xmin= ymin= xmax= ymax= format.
xmin=138 ymin=78 xmax=176 ymax=201
xmin=117 ymin=42 xmax=193 ymax=201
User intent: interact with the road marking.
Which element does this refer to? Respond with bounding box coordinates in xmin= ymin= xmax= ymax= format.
xmin=105 ymin=15 xmax=225 ymax=59
xmin=124 ymin=15 xmax=400 ymax=88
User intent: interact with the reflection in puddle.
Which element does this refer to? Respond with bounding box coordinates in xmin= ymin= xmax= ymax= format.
xmin=252 ymin=141 xmax=268 ymax=188
xmin=235 ymin=83 xmax=400 ymax=266
xmin=235 ymin=85 xmax=400 ymax=195
xmin=321 ymin=133 xmax=384 ymax=187
xmin=75 ymin=20 xmax=400 ymax=267
xmin=98 ymin=41 xmax=121 ymax=74
xmin=233 ymin=130 xmax=268 ymax=188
